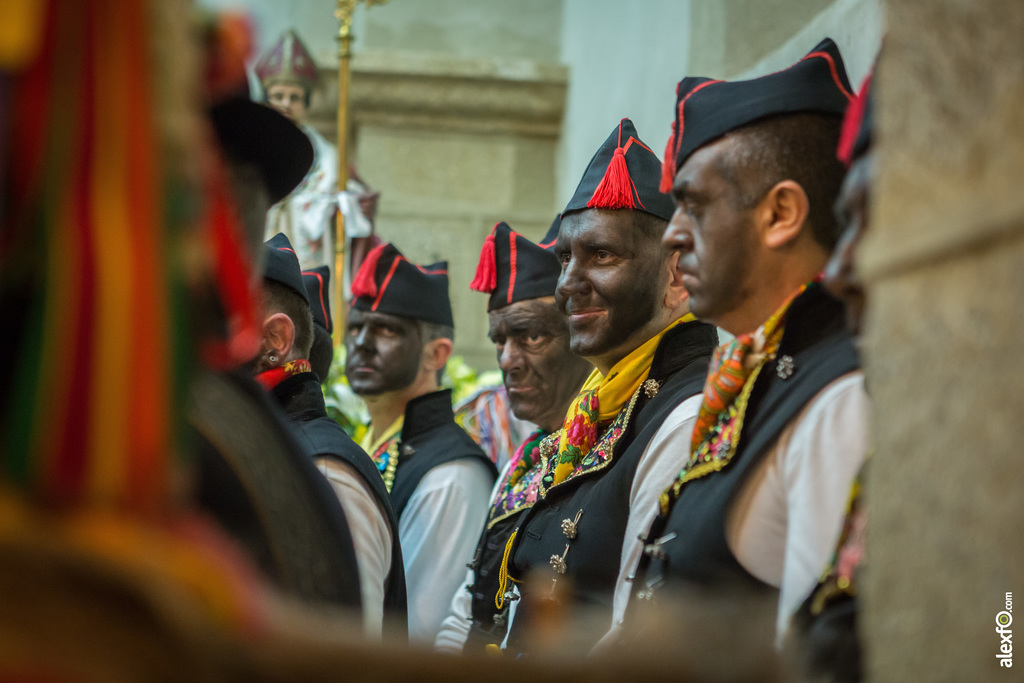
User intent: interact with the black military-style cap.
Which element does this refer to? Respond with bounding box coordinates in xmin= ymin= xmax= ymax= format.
xmin=263 ymin=233 xmax=309 ymax=305
xmin=302 ymin=265 xmax=332 ymax=333
xmin=470 ymin=221 xmax=561 ymax=311
xmin=660 ymin=38 xmax=853 ymax=191
xmin=350 ymin=243 xmax=453 ymax=327
xmin=563 ymin=117 xmax=674 ymax=222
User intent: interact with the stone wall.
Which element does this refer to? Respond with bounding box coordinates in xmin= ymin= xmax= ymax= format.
xmin=860 ymin=1 xmax=1024 ymax=679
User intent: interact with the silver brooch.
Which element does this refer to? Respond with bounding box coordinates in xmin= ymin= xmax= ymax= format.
xmin=643 ymin=379 xmax=661 ymax=398
xmin=776 ymin=355 xmax=795 ymax=380
xmin=550 ymin=543 xmax=569 ymax=574
xmin=560 ymin=509 xmax=583 ymax=539
xmin=642 ymin=532 xmax=677 ymax=560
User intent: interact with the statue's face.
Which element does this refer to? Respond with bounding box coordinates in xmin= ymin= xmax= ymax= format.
xmin=266 ymin=83 xmax=307 ymax=122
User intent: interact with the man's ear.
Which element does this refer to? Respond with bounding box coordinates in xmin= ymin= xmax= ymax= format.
xmin=262 ymin=312 xmax=296 ymax=362
xmin=423 ymin=337 xmax=454 ymax=373
xmin=757 ymin=180 xmax=810 ymax=250
xmin=663 ymin=250 xmax=691 ymax=310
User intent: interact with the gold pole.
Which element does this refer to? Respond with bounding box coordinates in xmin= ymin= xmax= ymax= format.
xmin=333 ymin=0 xmax=389 ymax=347
xmin=333 ymin=0 xmax=355 ymax=347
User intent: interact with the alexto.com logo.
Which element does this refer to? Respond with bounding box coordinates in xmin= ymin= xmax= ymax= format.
xmin=997 ymin=592 xmax=1013 ymax=668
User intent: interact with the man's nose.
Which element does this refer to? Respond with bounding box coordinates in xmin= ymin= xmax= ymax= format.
xmin=663 ymin=208 xmax=694 ymax=252
xmin=556 ymin=256 xmax=588 ymax=302
xmin=499 ymin=341 xmax=523 ymax=375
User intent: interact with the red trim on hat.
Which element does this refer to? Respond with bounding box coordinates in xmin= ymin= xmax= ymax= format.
xmin=537 ymin=236 xmax=557 ymax=249
xmin=303 ymin=269 xmax=329 ymax=332
xmin=663 ymin=80 xmax=723 ymax=192
xmin=506 ymin=231 xmax=518 ymax=304
xmin=417 ymin=266 xmax=448 ymax=275
xmin=371 ymin=255 xmax=403 ymax=311
xmin=837 ymin=73 xmax=872 ymax=166
xmin=277 ymin=246 xmax=297 ymax=256
xmin=801 ymin=51 xmax=853 ymax=100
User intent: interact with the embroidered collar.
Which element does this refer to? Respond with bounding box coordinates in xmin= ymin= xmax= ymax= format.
xmin=487 ymin=429 xmax=549 ymax=528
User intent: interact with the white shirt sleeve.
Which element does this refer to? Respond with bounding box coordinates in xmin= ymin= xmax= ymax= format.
xmin=595 ymin=393 xmax=704 ymax=652
xmin=725 ymin=372 xmax=869 ymax=643
xmin=400 ymin=458 xmax=494 ymax=644
xmin=433 ymin=461 xmax=512 ymax=653
xmin=315 ymin=457 xmax=393 ymax=640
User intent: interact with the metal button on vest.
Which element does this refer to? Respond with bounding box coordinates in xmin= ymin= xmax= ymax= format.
xmin=776 ymin=355 xmax=795 ymax=380
xmin=642 ymin=531 xmax=677 ymax=560
xmin=560 ymin=508 xmax=584 ymax=539
xmin=401 ymin=443 xmax=416 ymax=455
xmin=550 ymin=543 xmax=570 ymax=574
xmin=643 ymin=378 xmax=661 ymax=398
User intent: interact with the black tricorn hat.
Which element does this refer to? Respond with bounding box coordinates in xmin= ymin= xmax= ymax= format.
xmin=350 ymin=243 xmax=453 ymax=327
xmin=538 ymin=214 xmax=560 ymax=249
xmin=837 ymin=72 xmax=874 ymax=167
xmin=209 ymin=96 xmax=313 ymax=205
xmin=660 ymin=38 xmax=853 ymax=192
xmin=563 ymin=117 xmax=674 ymax=222
xmin=263 ymin=233 xmax=310 ymax=305
xmin=470 ymin=221 xmax=561 ymax=311
xmin=302 ymin=265 xmax=332 ymax=333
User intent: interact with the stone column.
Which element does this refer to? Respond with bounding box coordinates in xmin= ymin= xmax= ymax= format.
xmin=861 ymin=1 xmax=1024 ymax=679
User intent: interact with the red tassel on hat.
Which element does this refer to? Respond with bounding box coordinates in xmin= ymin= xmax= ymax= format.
xmin=352 ymin=242 xmax=386 ymax=298
xmin=470 ymin=231 xmax=497 ymax=293
xmin=587 ymin=147 xmax=636 ymax=210
xmin=660 ymin=122 xmax=677 ymax=194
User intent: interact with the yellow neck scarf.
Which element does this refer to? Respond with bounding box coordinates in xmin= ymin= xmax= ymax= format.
xmin=360 ymin=416 xmax=404 ymax=456
xmin=552 ymin=314 xmax=695 ymax=485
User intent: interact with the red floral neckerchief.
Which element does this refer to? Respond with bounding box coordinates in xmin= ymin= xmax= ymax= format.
xmin=254 ymin=359 xmax=312 ymax=391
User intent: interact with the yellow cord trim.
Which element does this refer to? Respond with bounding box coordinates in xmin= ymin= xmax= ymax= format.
xmin=495 ymin=529 xmax=520 ymax=609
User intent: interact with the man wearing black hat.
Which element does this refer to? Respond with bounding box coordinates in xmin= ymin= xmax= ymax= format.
xmin=302 ymin=265 xmax=336 ymax=383
xmin=628 ymin=39 xmax=869 ymax=644
xmin=192 ymin=83 xmax=365 ymax=613
xmin=500 ymin=118 xmax=718 ymax=655
xmin=787 ymin=72 xmax=875 ymax=683
xmin=255 ymin=233 xmax=406 ymax=639
xmin=434 ymin=218 xmax=593 ymax=653
xmin=346 ymin=244 xmax=498 ymax=643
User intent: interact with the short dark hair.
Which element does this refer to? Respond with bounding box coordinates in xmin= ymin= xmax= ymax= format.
xmin=419 ymin=320 xmax=454 ymax=384
xmin=632 ymin=210 xmax=670 ymax=243
xmin=307 ymin=324 xmax=334 ymax=383
xmin=718 ymin=112 xmax=846 ymax=250
xmin=263 ymin=280 xmax=314 ymax=359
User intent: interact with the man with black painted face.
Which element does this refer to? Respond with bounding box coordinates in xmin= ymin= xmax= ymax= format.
xmin=499 ymin=119 xmax=718 ymax=656
xmin=434 ymin=219 xmax=592 ymax=653
xmin=346 ymin=243 xmax=497 ymax=644
xmin=627 ymin=39 xmax=870 ymax=646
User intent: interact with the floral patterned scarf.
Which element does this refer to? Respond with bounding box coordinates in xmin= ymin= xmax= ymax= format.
xmin=552 ymin=315 xmax=694 ymax=485
xmin=660 ymin=283 xmax=809 ymax=512
xmin=487 ymin=428 xmax=549 ymax=527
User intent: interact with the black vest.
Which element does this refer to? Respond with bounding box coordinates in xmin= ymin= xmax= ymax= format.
xmin=505 ymin=320 xmax=718 ymax=654
xmin=191 ymin=370 xmax=362 ymax=610
xmin=390 ymin=389 xmax=498 ymax=519
xmin=272 ymin=372 xmax=408 ymax=622
xmin=631 ymin=285 xmax=860 ymax=608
